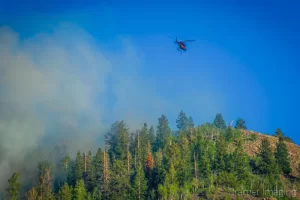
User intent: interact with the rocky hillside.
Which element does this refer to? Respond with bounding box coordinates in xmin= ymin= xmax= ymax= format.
xmin=242 ymin=130 xmax=300 ymax=177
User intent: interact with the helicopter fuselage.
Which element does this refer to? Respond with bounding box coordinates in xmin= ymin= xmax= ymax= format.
xmin=177 ymin=41 xmax=186 ymax=51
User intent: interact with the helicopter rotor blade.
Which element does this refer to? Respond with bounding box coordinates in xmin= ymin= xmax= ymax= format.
xmin=183 ymin=39 xmax=196 ymax=42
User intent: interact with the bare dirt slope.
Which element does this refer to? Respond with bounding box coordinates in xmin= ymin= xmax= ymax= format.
xmin=240 ymin=131 xmax=300 ymax=199
xmin=242 ymin=130 xmax=300 ymax=177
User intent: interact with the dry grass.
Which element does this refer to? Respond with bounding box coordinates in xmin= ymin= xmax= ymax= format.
xmin=241 ymin=130 xmax=300 ymax=177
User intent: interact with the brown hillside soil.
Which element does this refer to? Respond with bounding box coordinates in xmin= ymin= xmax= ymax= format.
xmin=242 ymin=130 xmax=300 ymax=177
xmin=241 ymin=130 xmax=300 ymax=199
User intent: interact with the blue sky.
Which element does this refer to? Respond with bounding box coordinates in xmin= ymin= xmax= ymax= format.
xmin=1 ymin=0 xmax=300 ymax=145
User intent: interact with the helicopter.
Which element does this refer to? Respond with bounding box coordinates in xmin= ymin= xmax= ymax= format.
xmin=169 ymin=36 xmax=195 ymax=54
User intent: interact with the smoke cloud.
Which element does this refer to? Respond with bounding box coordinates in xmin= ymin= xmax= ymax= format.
xmin=0 ymin=23 xmax=169 ymax=190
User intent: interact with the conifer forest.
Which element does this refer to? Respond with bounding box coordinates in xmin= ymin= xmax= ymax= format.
xmin=3 ymin=111 xmax=300 ymax=200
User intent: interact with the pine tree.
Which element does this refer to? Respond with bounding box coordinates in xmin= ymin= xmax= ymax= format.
xmin=164 ymin=140 xmax=181 ymax=169
xmin=145 ymin=141 xmax=154 ymax=172
xmin=213 ymin=113 xmax=226 ymax=129
xmin=215 ymin=136 xmax=227 ymax=172
xmin=6 ymin=172 xmax=21 ymax=200
xmin=108 ymin=159 xmax=131 ymax=200
xmin=225 ymin=127 xmax=234 ymax=141
xmin=148 ymin=126 xmax=155 ymax=150
xmin=151 ymin=150 xmax=165 ymax=197
xmin=73 ymin=179 xmax=87 ymax=200
xmin=275 ymin=136 xmax=292 ymax=174
xmin=86 ymin=192 xmax=93 ymax=200
xmin=155 ymin=114 xmax=172 ymax=151
xmin=60 ymin=154 xmax=71 ymax=173
xmin=37 ymin=161 xmax=54 ymax=200
xmin=177 ymin=134 xmax=192 ymax=187
xmin=176 ymin=110 xmax=190 ymax=131
xmin=25 ymin=187 xmax=38 ymax=200
xmin=139 ymin=123 xmax=150 ymax=162
xmin=85 ymin=151 xmax=96 ymax=193
xmin=91 ymin=187 xmax=102 ymax=200
xmin=71 ymin=151 xmax=84 ymax=186
xmin=232 ymin=141 xmax=250 ymax=181
xmin=106 ymin=121 xmax=129 ymax=164
xmin=94 ymin=148 xmax=104 ymax=193
xmin=103 ymin=146 xmax=110 ymax=195
xmin=257 ymin=138 xmax=277 ymax=175
xmin=274 ymin=128 xmax=283 ymax=138
xmin=199 ymin=149 xmax=212 ymax=179
xmin=145 ymin=141 xmax=155 ymax=199
xmin=132 ymin=163 xmax=148 ymax=200
xmin=157 ymin=184 xmax=168 ymax=200
xmin=132 ymin=131 xmax=148 ymax=200
xmin=225 ymin=127 xmax=242 ymax=142
xmin=164 ymin=164 xmax=179 ymax=199
xmin=235 ymin=118 xmax=247 ymax=130
xmin=57 ymin=183 xmax=72 ymax=200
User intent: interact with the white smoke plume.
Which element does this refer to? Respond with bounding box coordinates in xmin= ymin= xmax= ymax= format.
xmin=0 ymin=23 xmax=169 ymax=191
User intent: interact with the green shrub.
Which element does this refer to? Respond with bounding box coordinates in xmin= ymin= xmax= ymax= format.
xmin=216 ymin=172 xmax=237 ymax=188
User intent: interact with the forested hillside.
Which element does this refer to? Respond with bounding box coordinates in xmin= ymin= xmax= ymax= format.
xmin=3 ymin=111 xmax=300 ymax=200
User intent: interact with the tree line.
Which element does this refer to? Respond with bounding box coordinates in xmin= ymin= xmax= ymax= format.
xmin=4 ymin=111 xmax=295 ymax=200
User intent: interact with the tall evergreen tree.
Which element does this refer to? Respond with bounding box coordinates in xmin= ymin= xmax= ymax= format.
xmin=177 ymin=134 xmax=192 ymax=187
xmin=151 ymin=150 xmax=165 ymax=198
xmin=71 ymin=151 xmax=84 ymax=186
xmin=213 ymin=113 xmax=226 ymax=129
xmin=57 ymin=183 xmax=72 ymax=200
xmin=60 ymin=154 xmax=71 ymax=173
xmin=235 ymin=118 xmax=247 ymax=130
xmin=215 ymin=136 xmax=227 ymax=172
xmin=83 ymin=151 xmax=96 ymax=193
xmin=94 ymin=148 xmax=104 ymax=193
xmin=139 ymin=123 xmax=150 ymax=162
xmin=95 ymin=147 xmax=110 ymax=200
xmin=274 ymin=128 xmax=284 ymax=138
xmin=176 ymin=110 xmax=190 ymax=131
xmin=148 ymin=126 xmax=156 ymax=149
xmin=105 ymin=121 xmax=129 ymax=163
xmin=164 ymin=140 xmax=181 ymax=170
xmin=145 ymin=141 xmax=155 ymax=200
xmin=73 ymin=179 xmax=87 ymax=200
xmin=37 ymin=161 xmax=54 ymax=200
xmin=164 ymin=164 xmax=179 ymax=199
xmin=231 ymin=141 xmax=250 ymax=182
xmin=199 ymin=150 xmax=212 ymax=179
xmin=132 ymin=132 xmax=148 ymax=200
xmin=257 ymin=138 xmax=277 ymax=175
xmin=91 ymin=187 xmax=102 ymax=200
xmin=155 ymin=114 xmax=172 ymax=151
xmin=25 ymin=187 xmax=38 ymax=200
xmin=132 ymin=160 xmax=147 ymax=200
xmin=108 ymin=159 xmax=131 ymax=200
xmin=176 ymin=110 xmax=195 ymax=131
xmin=275 ymin=136 xmax=292 ymax=174
xmin=6 ymin=172 xmax=21 ymax=200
